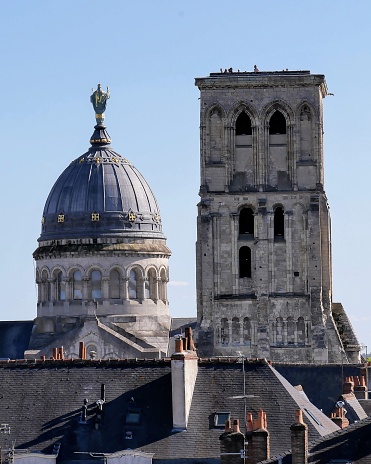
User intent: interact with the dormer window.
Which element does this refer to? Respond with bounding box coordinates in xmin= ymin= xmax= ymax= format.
xmin=126 ymin=407 xmax=141 ymax=424
xmin=214 ymin=412 xmax=231 ymax=427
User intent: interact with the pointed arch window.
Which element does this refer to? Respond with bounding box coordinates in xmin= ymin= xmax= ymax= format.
xmin=73 ymin=270 xmax=83 ymax=300
xmin=269 ymin=111 xmax=286 ymax=134
xmin=239 ymin=246 xmax=251 ymax=278
xmin=274 ymin=207 xmax=284 ymax=238
xmin=109 ymin=270 xmax=120 ymax=299
xmin=236 ymin=112 xmax=252 ymax=135
xmin=239 ymin=208 xmax=254 ymax=235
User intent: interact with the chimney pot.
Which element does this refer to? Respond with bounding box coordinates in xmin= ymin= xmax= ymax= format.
xmin=175 ymin=338 xmax=183 ymax=353
xmin=225 ymin=419 xmax=231 ymax=432
xmin=232 ymin=419 xmax=240 ymax=433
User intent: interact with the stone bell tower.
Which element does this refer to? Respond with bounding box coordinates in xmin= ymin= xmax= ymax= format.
xmin=195 ymin=69 xmax=359 ymax=363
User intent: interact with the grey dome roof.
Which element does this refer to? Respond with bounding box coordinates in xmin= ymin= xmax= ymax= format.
xmin=39 ymin=126 xmax=164 ymax=241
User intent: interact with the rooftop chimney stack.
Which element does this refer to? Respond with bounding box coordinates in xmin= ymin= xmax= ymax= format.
xmin=330 ymin=406 xmax=349 ymax=429
xmin=354 ymin=375 xmax=368 ymax=400
xmin=290 ymin=409 xmax=308 ymax=464
xmin=219 ymin=418 xmax=245 ymax=464
xmin=171 ymin=338 xmax=198 ymax=430
xmin=249 ymin=409 xmax=270 ymax=464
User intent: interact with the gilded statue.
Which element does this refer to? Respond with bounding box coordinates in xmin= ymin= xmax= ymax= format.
xmin=90 ymin=84 xmax=110 ymax=124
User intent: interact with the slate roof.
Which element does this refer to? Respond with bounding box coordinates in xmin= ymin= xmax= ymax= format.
xmin=334 ymin=392 xmax=368 ymax=424
xmin=260 ymin=416 xmax=371 ymax=464
xmin=0 ymin=321 xmax=33 ymax=359
xmin=39 ymin=125 xmax=164 ymax=242
xmin=274 ymin=363 xmax=363 ymax=415
xmin=0 ymin=358 xmax=338 ymax=464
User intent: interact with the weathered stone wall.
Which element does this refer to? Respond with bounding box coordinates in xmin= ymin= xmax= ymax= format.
xmin=195 ymin=71 xmax=352 ymax=363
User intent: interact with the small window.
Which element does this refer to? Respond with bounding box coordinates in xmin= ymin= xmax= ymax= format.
xmin=274 ymin=207 xmax=284 ymax=238
xmin=239 ymin=246 xmax=252 ymax=278
xmin=236 ymin=112 xmax=252 ymax=135
xmin=214 ymin=412 xmax=231 ymax=427
xmin=269 ymin=111 xmax=286 ymax=135
xmin=239 ymin=208 xmax=254 ymax=235
xmin=126 ymin=408 xmax=141 ymax=424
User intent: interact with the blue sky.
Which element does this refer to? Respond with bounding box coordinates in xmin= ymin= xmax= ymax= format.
xmin=1 ymin=1 xmax=371 ymax=351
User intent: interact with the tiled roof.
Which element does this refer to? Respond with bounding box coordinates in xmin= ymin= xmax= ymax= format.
xmin=0 ymin=358 xmax=338 ymax=463
xmin=273 ymin=363 xmax=362 ymax=415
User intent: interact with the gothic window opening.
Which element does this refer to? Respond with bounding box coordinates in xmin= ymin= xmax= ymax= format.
xmin=221 ymin=318 xmax=229 ymax=345
xmin=274 ymin=207 xmax=284 ymax=238
xmin=232 ymin=317 xmax=240 ymax=344
xmin=56 ymin=271 xmax=66 ymax=301
xmin=73 ymin=270 xmax=83 ymax=300
xmin=239 ymin=246 xmax=252 ymax=278
xmin=109 ymin=270 xmax=120 ymax=299
xmin=91 ymin=270 xmax=102 ymax=300
xmin=269 ymin=111 xmax=286 ymax=134
xmin=243 ymin=317 xmax=251 ymax=344
xmin=239 ymin=208 xmax=254 ymax=235
xmin=129 ymin=269 xmax=138 ymax=299
xmin=236 ymin=112 xmax=252 ymax=135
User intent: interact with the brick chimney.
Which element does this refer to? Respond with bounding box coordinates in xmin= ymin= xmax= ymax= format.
xmin=171 ymin=333 xmax=198 ymax=430
xmin=290 ymin=409 xmax=308 ymax=464
xmin=219 ymin=419 xmax=245 ymax=464
xmin=353 ymin=375 xmax=368 ymax=400
xmin=248 ymin=409 xmax=270 ymax=464
xmin=342 ymin=376 xmax=354 ymax=394
xmin=330 ymin=406 xmax=349 ymax=429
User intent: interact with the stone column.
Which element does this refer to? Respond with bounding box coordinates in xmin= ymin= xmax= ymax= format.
xmin=285 ymin=210 xmax=293 ymax=293
xmin=102 ymin=277 xmax=109 ymax=300
xmin=123 ymin=277 xmax=129 ymax=300
xmin=82 ymin=277 xmax=89 ymax=301
xmin=230 ymin=212 xmax=239 ymax=295
xmin=290 ymin=410 xmax=308 ymax=464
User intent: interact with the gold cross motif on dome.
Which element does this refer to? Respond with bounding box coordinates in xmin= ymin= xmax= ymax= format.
xmin=41 ymin=216 xmax=45 ymax=224
xmin=128 ymin=212 xmax=137 ymax=222
xmin=91 ymin=213 xmax=100 ymax=221
xmin=58 ymin=214 xmax=65 ymax=223
xmin=154 ymin=213 xmax=160 ymax=222
xmin=95 ymin=157 xmax=101 ymax=164
xmin=79 ymin=158 xmax=84 ymax=164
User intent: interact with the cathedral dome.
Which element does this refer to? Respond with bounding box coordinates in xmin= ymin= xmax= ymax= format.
xmin=39 ymin=124 xmax=164 ymax=242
